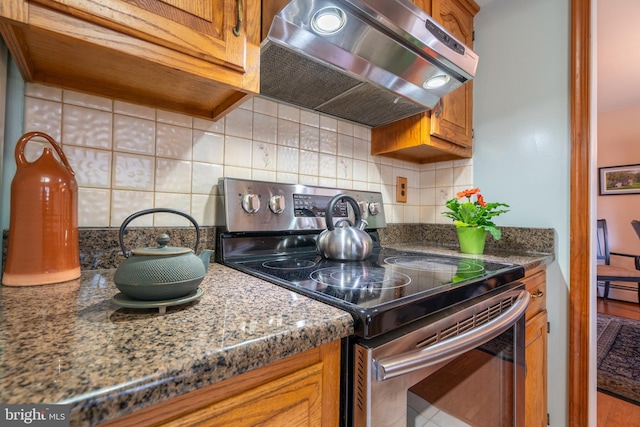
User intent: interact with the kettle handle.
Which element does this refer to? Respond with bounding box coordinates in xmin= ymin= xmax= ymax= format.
xmin=119 ymin=208 xmax=201 ymax=258
xmin=15 ymin=131 xmax=76 ymax=176
xmin=325 ymin=194 xmax=363 ymax=231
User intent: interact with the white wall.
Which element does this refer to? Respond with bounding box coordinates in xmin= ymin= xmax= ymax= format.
xmin=473 ymin=0 xmax=571 ymax=425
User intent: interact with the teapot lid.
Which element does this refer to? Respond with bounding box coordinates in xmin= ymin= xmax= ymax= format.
xmin=131 ymin=233 xmax=192 ymax=256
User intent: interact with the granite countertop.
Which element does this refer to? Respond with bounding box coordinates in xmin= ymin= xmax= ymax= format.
xmin=0 ymin=264 xmax=354 ymax=426
xmin=383 ymin=243 xmax=554 ymax=272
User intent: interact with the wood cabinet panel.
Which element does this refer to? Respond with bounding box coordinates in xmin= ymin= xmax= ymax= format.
xmin=523 ymin=266 xmax=548 ymax=427
xmin=371 ymin=0 xmax=479 ymax=164
xmin=525 ymin=310 xmax=548 ymax=427
xmin=0 ymin=0 xmax=260 ymax=120
xmin=98 ymin=340 xmax=341 ymax=427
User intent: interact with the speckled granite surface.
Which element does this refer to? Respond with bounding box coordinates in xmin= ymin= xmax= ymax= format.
xmin=379 ymin=223 xmax=555 ymax=255
xmin=2 ymin=227 xmax=216 ymax=271
xmin=0 ymin=264 xmax=354 ymax=426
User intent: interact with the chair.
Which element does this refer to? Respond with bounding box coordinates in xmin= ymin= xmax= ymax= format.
xmin=596 ymin=219 xmax=640 ymax=303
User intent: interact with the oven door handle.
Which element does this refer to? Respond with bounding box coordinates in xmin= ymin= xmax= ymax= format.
xmin=373 ymin=289 xmax=529 ymax=381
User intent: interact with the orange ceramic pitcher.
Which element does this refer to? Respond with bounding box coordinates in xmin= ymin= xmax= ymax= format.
xmin=2 ymin=132 xmax=80 ymax=286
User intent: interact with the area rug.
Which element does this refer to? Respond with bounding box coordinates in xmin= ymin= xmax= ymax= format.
xmin=597 ymin=314 xmax=640 ymax=405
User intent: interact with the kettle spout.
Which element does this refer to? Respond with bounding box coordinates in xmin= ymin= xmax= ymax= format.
xmin=198 ymin=250 xmax=214 ymax=269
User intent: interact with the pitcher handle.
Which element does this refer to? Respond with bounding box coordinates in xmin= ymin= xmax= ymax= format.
xmin=15 ymin=131 xmax=76 ymax=176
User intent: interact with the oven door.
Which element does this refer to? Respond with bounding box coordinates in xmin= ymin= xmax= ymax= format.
xmin=353 ymin=285 xmax=529 ymax=427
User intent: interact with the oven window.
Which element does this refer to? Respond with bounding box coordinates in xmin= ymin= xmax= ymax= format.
xmin=407 ymin=329 xmax=515 ymax=427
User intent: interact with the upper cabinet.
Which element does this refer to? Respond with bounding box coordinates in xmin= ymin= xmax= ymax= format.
xmin=0 ymin=0 xmax=260 ymax=119
xmin=371 ymin=0 xmax=479 ymax=164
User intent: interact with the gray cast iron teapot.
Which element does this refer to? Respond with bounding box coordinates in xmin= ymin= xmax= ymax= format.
xmin=316 ymin=194 xmax=372 ymax=261
xmin=114 ymin=208 xmax=213 ymax=301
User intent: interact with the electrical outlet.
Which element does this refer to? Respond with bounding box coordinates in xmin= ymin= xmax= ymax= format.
xmin=396 ymin=177 xmax=408 ymax=203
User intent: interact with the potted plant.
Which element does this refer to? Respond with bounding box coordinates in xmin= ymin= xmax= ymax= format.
xmin=442 ymin=188 xmax=510 ymax=254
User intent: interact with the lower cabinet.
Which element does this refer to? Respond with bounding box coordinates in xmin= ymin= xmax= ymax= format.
xmin=99 ymin=339 xmax=341 ymax=427
xmin=523 ymin=266 xmax=548 ymax=427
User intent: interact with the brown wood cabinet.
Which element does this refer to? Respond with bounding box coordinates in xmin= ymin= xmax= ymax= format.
xmin=0 ymin=0 xmax=260 ymax=120
xmin=523 ymin=265 xmax=548 ymax=427
xmin=371 ymin=0 xmax=479 ymax=164
xmin=98 ymin=339 xmax=341 ymax=427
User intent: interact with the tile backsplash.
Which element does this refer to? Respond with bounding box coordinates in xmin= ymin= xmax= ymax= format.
xmin=18 ymin=83 xmax=473 ymax=228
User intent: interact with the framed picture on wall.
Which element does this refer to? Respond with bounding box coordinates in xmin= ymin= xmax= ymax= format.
xmin=599 ymin=164 xmax=640 ymax=195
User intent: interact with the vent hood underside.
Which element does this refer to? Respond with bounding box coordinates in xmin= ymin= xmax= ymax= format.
xmin=260 ymin=0 xmax=478 ymax=128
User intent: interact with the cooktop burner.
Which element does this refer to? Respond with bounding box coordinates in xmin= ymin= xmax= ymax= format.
xmin=222 ymin=243 xmax=524 ymax=338
xmin=310 ymin=266 xmax=412 ymax=289
xmin=218 ymin=177 xmax=525 ymax=338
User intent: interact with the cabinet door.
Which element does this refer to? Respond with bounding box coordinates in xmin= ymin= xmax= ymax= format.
xmin=30 ymin=0 xmax=249 ymax=72
xmin=525 ymin=310 xmax=548 ymax=427
xmin=429 ymin=0 xmax=475 ymax=147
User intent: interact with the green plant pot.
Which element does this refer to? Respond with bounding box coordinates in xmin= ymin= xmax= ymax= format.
xmin=456 ymin=227 xmax=487 ymax=254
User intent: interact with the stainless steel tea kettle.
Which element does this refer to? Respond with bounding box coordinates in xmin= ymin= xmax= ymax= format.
xmin=316 ymin=194 xmax=373 ymax=261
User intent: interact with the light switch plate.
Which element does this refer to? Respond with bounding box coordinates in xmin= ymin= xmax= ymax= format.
xmin=396 ymin=176 xmax=407 ymax=203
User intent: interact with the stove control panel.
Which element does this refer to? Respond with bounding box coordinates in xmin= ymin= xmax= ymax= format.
xmin=220 ymin=178 xmax=387 ymax=233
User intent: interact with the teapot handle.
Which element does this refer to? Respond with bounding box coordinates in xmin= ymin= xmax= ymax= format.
xmin=119 ymin=208 xmax=200 ymax=258
xmin=325 ymin=194 xmax=363 ymax=231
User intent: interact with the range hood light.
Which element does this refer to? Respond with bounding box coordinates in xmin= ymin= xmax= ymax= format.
xmin=424 ymin=75 xmax=451 ymax=89
xmin=311 ymin=7 xmax=347 ymax=35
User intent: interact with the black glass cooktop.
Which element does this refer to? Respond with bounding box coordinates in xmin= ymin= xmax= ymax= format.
xmin=222 ymin=239 xmax=525 ymax=338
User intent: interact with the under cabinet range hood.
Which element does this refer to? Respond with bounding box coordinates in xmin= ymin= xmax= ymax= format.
xmin=260 ymin=0 xmax=479 ymax=127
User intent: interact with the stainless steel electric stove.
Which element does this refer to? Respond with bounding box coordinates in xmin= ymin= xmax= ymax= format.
xmin=217 ymin=178 xmax=528 ymax=426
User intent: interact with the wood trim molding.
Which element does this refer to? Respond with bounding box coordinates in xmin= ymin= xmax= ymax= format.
xmin=569 ymin=0 xmax=591 ymax=425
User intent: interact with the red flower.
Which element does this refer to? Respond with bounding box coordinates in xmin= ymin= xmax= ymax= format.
xmin=477 ymin=194 xmax=487 ymax=207
xmin=457 ymin=188 xmax=480 ymax=198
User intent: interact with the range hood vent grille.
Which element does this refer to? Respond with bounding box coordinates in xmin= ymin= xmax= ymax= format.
xmin=260 ymin=44 xmax=428 ymax=127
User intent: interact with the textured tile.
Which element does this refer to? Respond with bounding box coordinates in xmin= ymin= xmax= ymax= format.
xmin=319 ymin=153 xmax=336 ymax=178
xmin=24 ymin=97 xmax=62 ymax=142
xmin=62 ymin=104 xmax=113 ymax=149
xmin=224 ymin=136 xmax=252 ymax=167
xmin=113 ymin=114 xmax=155 ymax=155
xmin=253 ymin=113 xmax=278 ymax=143
xmin=299 ymin=150 xmax=319 ymax=176
xmin=78 ymin=188 xmax=111 ymax=227
xmin=152 ymin=195 xmax=192 ymax=226
xmin=157 ymin=109 xmax=192 ymax=127
xmin=156 ymin=123 xmax=192 ymax=160
xmin=276 ymin=146 xmax=299 ymax=173
xmin=112 ymin=153 xmax=154 ymax=191
xmin=253 ymin=97 xmax=278 ymax=117
xmin=155 ymin=159 xmax=192 ymax=193
xmin=277 ymin=118 xmax=299 ymax=148
xmin=65 ymin=146 xmax=111 ymax=188
xmin=319 ymin=129 xmax=337 ymax=154
xmin=192 ymin=162 xmax=223 ymax=194
xmin=225 ymin=108 xmax=253 ymax=139
xmin=63 ymin=90 xmax=112 ymax=111
xmin=193 ymin=130 xmax=224 ymax=164
xmin=110 ymin=190 xmax=154 ymax=226
xmin=25 ymin=83 xmax=62 ymax=102
xmin=114 ymin=100 xmax=156 ymax=120
xmin=253 ymin=142 xmax=276 ymax=170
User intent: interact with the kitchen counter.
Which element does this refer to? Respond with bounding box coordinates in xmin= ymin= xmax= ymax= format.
xmin=0 ymin=233 xmax=553 ymax=426
xmin=0 ymin=263 xmax=354 ymax=426
xmin=384 ymin=243 xmax=554 ymax=272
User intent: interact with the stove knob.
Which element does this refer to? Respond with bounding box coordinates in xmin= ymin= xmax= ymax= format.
xmin=358 ymin=200 xmax=369 ymax=219
xmin=269 ymin=195 xmax=286 ymax=214
xmin=241 ymin=194 xmax=260 ymax=213
xmin=368 ymin=202 xmax=381 ymax=216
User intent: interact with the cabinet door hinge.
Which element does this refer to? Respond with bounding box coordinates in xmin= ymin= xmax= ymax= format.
xmin=547 ymin=321 xmax=550 ymax=333
xmin=547 ymin=413 xmax=550 ymax=425
xmin=472 ymin=30 xmax=475 ymax=42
